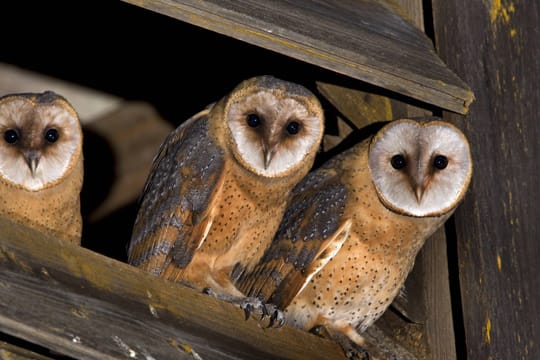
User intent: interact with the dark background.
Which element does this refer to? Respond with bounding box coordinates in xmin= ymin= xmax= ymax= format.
xmin=0 ymin=1 xmax=354 ymax=124
xmin=1 ymin=1 xmax=369 ymax=262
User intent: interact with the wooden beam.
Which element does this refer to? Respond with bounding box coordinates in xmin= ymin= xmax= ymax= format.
xmin=0 ymin=215 xmax=345 ymax=359
xmin=120 ymin=0 xmax=474 ymax=114
xmin=432 ymin=0 xmax=540 ymax=358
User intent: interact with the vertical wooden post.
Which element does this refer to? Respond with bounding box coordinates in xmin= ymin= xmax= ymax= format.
xmin=432 ymin=0 xmax=540 ymax=358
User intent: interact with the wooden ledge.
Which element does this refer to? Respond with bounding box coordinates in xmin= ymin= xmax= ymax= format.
xmin=0 ymin=215 xmax=345 ymax=359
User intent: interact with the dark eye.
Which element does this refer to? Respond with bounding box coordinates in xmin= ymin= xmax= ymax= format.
xmin=433 ymin=155 xmax=448 ymax=170
xmin=45 ymin=128 xmax=59 ymax=143
xmin=286 ymin=121 xmax=300 ymax=135
xmin=4 ymin=129 xmax=19 ymax=144
xmin=246 ymin=113 xmax=261 ymax=128
xmin=390 ymin=154 xmax=407 ymax=170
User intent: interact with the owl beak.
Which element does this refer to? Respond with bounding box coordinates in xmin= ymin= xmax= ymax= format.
xmin=414 ymin=176 xmax=431 ymax=203
xmin=264 ymin=149 xmax=275 ymax=169
xmin=414 ymin=185 xmax=424 ymax=203
xmin=24 ymin=151 xmax=40 ymax=176
xmin=262 ymin=141 xmax=278 ymax=170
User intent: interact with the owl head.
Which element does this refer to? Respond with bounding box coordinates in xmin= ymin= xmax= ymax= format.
xmin=0 ymin=91 xmax=83 ymax=191
xmin=223 ymin=76 xmax=324 ymax=178
xmin=368 ymin=119 xmax=472 ymax=217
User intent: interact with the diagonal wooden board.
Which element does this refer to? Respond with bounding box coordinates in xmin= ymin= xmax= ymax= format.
xmin=0 ymin=215 xmax=346 ymax=360
xmin=121 ymin=0 xmax=474 ymax=114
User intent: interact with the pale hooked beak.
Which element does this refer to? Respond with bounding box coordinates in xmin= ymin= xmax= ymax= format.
xmin=415 ymin=185 xmax=424 ymax=203
xmin=413 ymin=176 xmax=431 ymax=203
xmin=262 ymin=140 xmax=278 ymax=170
xmin=264 ymin=148 xmax=275 ymax=169
xmin=24 ymin=151 xmax=40 ymax=176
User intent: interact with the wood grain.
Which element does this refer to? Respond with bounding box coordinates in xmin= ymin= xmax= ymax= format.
xmin=0 ymin=215 xmax=345 ymax=360
xmin=433 ymin=0 xmax=540 ymax=358
xmin=120 ymin=0 xmax=473 ymax=114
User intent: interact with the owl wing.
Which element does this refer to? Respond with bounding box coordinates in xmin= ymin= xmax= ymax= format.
xmin=236 ymin=167 xmax=351 ymax=309
xmin=128 ymin=106 xmax=225 ymax=277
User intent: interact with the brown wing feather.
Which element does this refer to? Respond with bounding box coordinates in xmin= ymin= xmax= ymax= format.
xmin=128 ymin=107 xmax=225 ymax=277
xmin=271 ymin=219 xmax=351 ymax=309
xmin=236 ymin=167 xmax=349 ymax=308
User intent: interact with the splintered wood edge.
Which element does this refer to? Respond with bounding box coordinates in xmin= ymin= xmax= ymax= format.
xmin=0 ymin=215 xmax=344 ymax=360
xmin=120 ymin=0 xmax=474 ymax=114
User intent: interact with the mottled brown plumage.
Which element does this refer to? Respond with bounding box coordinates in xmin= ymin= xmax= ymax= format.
xmin=128 ymin=76 xmax=324 ymax=299
xmin=0 ymin=91 xmax=83 ymax=244
xmin=237 ymin=119 xmax=472 ymax=357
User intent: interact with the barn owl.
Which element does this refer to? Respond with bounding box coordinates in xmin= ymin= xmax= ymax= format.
xmin=237 ymin=118 xmax=472 ymax=358
xmin=0 ymin=91 xmax=84 ymax=244
xmin=128 ymin=76 xmax=324 ymax=304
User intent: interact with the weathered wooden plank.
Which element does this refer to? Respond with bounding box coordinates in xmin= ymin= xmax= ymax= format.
xmin=411 ymin=227 xmax=456 ymax=360
xmin=432 ymin=0 xmax=540 ymax=358
xmin=317 ymin=82 xmax=394 ymax=130
xmin=120 ymin=0 xmax=473 ymax=114
xmin=0 ymin=215 xmax=345 ymax=360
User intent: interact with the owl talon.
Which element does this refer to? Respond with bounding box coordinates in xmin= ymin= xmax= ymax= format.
xmin=239 ymin=297 xmax=284 ymax=328
xmin=346 ymin=349 xmax=370 ymax=360
xmin=340 ymin=341 xmax=370 ymax=360
xmin=266 ymin=305 xmax=284 ymax=328
xmin=243 ymin=303 xmax=253 ymax=320
xmin=260 ymin=303 xmax=269 ymax=320
xmin=239 ymin=297 xmax=266 ymax=321
xmin=202 ymin=287 xmax=213 ymax=295
xmin=309 ymin=326 xmax=370 ymax=360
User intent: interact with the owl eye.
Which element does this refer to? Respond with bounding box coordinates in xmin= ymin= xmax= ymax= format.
xmin=390 ymin=154 xmax=407 ymax=170
xmin=286 ymin=121 xmax=300 ymax=135
xmin=246 ymin=113 xmax=261 ymax=128
xmin=45 ymin=128 xmax=59 ymax=143
xmin=433 ymin=155 xmax=448 ymax=170
xmin=4 ymin=129 xmax=19 ymax=144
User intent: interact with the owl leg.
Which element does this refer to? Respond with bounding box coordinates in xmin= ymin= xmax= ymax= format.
xmin=312 ymin=323 xmax=414 ymax=360
xmin=361 ymin=324 xmax=417 ymax=360
xmin=240 ymin=298 xmax=284 ymax=327
xmin=310 ymin=325 xmax=372 ymax=360
xmin=202 ymin=287 xmax=284 ymax=327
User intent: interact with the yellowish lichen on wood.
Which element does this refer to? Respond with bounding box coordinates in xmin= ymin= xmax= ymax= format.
xmin=0 ymin=248 xmax=33 ymax=274
xmin=484 ymin=316 xmax=492 ymax=344
xmin=489 ymin=0 xmax=515 ymax=23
